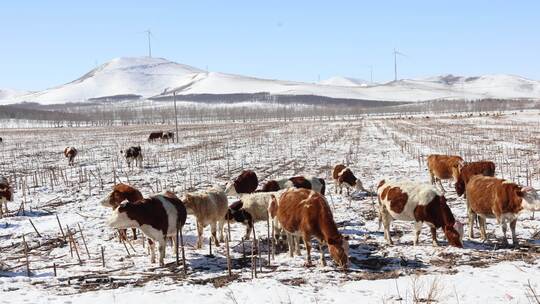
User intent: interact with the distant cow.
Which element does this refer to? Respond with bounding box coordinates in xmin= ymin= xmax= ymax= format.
xmin=121 ymin=146 xmax=143 ymax=169
xmin=64 ymin=147 xmax=78 ymax=166
xmin=455 ymin=161 xmax=496 ymax=197
xmin=466 ymin=176 xmax=540 ymax=246
xmin=226 ymin=191 xmax=280 ymax=240
xmin=100 ymin=183 xmax=144 ymax=241
xmin=161 ymin=131 xmax=174 ymax=143
xmin=0 ymin=177 xmax=13 ymax=218
xmin=427 ymin=154 xmax=464 ymax=193
xmin=225 ymin=170 xmax=258 ymax=197
xmin=269 ymin=188 xmax=349 ymax=269
xmin=182 ymin=186 xmax=228 ymax=248
xmin=261 ymin=176 xmax=326 ymax=195
xmin=108 ymin=192 xmax=187 ymax=266
xmin=377 ymin=179 xmax=463 ymax=248
xmin=0 ymin=137 xmax=3 ymax=144
xmin=332 ymin=164 xmax=366 ymax=195
xmin=148 ymin=131 xmax=163 ymax=142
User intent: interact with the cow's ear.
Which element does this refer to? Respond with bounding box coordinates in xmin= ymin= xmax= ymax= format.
xmin=230 ymin=201 xmax=243 ymax=210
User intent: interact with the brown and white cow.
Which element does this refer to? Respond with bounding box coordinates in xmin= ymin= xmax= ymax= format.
xmin=427 ymin=154 xmax=464 ymax=193
xmin=0 ymin=177 xmax=14 ymax=218
xmin=182 ymin=186 xmax=228 ymax=248
xmin=332 ymin=164 xmax=366 ymax=195
xmin=269 ymin=188 xmax=349 ymax=269
xmin=107 ymin=192 xmax=187 ymax=266
xmin=225 ymin=170 xmax=258 ymax=197
xmin=121 ymin=146 xmax=143 ymax=169
xmin=466 ymin=176 xmax=540 ymax=246
xmin=377 ymin=180 xmax=463 ymax=248
xmin=455 ymin=161 xmax=496 ymax=197
xmin=100 ymin=183 xmax=144 ymax=240
xmin=148 ymin=131 xmax=163 ymax=142
xmin=261 ymin=176 xmax=326 ymax=195
xmin=64 ymin=147 xmax=78 ymax=166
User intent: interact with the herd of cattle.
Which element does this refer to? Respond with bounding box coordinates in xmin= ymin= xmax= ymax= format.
xmin=1 ymin=145 xmax=540 ymax=271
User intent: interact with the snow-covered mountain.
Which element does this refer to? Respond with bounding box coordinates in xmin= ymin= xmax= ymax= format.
xmin=5 ymin=57 xmax=540 ymax=105
xmin=0 ymin=88 xmax=28 ymax=102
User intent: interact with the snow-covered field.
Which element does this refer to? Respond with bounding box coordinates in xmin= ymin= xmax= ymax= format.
xmin=1 ymin=111 xmax=540 ymax=303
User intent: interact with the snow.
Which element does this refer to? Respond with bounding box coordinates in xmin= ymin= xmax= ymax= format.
xmin=3 ymin=57 xmax=540 ymax=105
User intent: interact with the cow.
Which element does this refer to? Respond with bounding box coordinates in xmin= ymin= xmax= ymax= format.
xmin=148 ymin=131 xmax=163 ymax=142
xmin=100 ymin=183 xmax=144 ymax=240
xmin=455 ymin=161 xmax=496 ymax=197
xmin=466 ymin=176 xmax=540 ymax=247
xmin=225 ymin=170 xmax=258 ymax=197
xmin=0 ymin=177 xmax=13 ymax=218
xmin=182 ymin=186 xmax=228 ymax=248
xmin=269 ymin=188 xmax=349 ymax=269
xmin=377 ymin=179 xmax=463 ymax=248
xmin=161 ymin=131 xmax=174 ymax=143
xmin=225 ymin=191 xmax=280 ymax=240
xmin=64 ymin=147 xmax=78 ymax=166
xmin=107 ymin=192 xmax=187 ymax=266
xmin=261 ymin=176 xmax=326 ymax=195
xmin=332 ymin=164 xmax=366 ymax=195
xmin=121 ymin=146 xmax=143 ymax=169
xmin=427 ymin=154 xmax=464 ymax=193
xmin=0 ymin=137 xmax=2 ymax=144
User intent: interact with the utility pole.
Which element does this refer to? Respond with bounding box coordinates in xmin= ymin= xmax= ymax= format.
xmin=146 ymin=30 xmax=152 ymax=57
xmin=394 ymin=48 xmax=397 ymax=81
xmin=173 ymin=92 xmax=179 ymax=143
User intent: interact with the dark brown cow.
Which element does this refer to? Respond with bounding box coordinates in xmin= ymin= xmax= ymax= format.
xmin=225 ymin=170 xmax=258 ymax=196
xmin=64 ymin=147 xmax=78 ymax=166
xmin=161 ymin=131 xmax=174 ymax=143
xmin=261 ymin=176 xmax=326 ymax=195
xmin=455 ymin=161 xmax=496 ymax=197
xmin=0 ymin=177 xmax=13 ymax=218
xmin=100 ymin=183 xmax=144 ymax=240
xmin=269 ymin=188 xmax=349 ymax=269
xmin=466 ymin=176 xmax=540 ymax=246
xmin=427 ymin=154 xmax=464 ymax=193
xmin=148 ymin=131 xmax=163 ymax=142
xmin=107 ymin=192 xmax=187 ymax=266
xmin=377 ymin=180 xmax=463 ymax=248
xmin=332 ymin=164 xmax=365 ymax=195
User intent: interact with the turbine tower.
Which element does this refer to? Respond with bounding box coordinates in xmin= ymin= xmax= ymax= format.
xmin=145 ymin=29 xmax=153 ymax=57
xmin=393 ymin=48 xmax=406 ymax=81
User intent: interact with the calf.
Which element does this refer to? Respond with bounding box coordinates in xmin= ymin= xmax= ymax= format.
xmin=148 ymin=131 xmax=163 ymax=142
xmin=377 ymin=179 xmax=463 ymax=248
xmin=121 ymin=146 xmax=143 ymax=169
xmin=64 ymin=147 xmax=78 ymax=166
xmin=261 ymin=176 xmax=326 ymax=195
xmin=466 ymin=175 xmax=540 ymax=246
xmin=455 ymin=161 xmax=496 ymax=197
xmin=0 ymin=177 xmax=13 ymax=218
xmin=269 ymin=188 xmax=349 ymax=269
xmin=332 ymin=164 xmax=366 ymax=195
xmin=107 ymin=192 xmax=187 ymax=266
xmin=226 ymin=191 xmax=280 ymax=240
xmin=427 ymin=154 xmax=464 ymax=193
xmin=100 ymin=183 xmax=144 ymax=240
xmin=225 ymin=170 xmax=258 ymax=197
xmin=182 ymin=187 xmax=228 ymax=248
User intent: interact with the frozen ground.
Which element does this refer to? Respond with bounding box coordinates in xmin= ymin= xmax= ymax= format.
xmin=1 ymin=111 xmax=540 ymax=303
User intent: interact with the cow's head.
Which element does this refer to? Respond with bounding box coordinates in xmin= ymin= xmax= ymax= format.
xmin=100 ymin=184 xmax=143 ymax=208
xmin=0 ymin=184 xmax=13 ymax=202
xmin=108 ymin=202 xmax=139 ymax=229
xmin=225 ymin=182 xmax=237 ymax=196
xmin=454 ymin=174 xmax=466 ymax=197
xmin=329 ymin=235 xmax=349 ymax=270
xmin=520 ymin=186 xmax=540 ymax=211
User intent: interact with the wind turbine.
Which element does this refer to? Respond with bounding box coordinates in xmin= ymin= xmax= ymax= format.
xmin=145 ymin=29 xmax=153 ymax=57
xmin=393 ymin=48 xmax=406 ymax=81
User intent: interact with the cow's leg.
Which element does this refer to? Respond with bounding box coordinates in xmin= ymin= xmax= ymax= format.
xmin=500 ymin=219 xmax=509 ymax=246
xmin=437 ymin=179 xmax=446 ymax=193
xmin=286 ymin=233 xmax=295 ymax=257
xmin=196 ymin=221 xmax=203 ymax=249
xmin=218 ymin=220 xmax=225 ymax=242
xmin=334 ymin=180 xmax=339 ymax=194
xmin=413 ymin=222 xmax=422 ymax=246
xmin=318 ymin=241 xmax=326 ymax=266
xmin=479 ymin=217 xmax=487 ymax=242
xmin=381 ymin=208 xmax=394 ymax=245
xmin=148 ymin=239 xmax=156 ymax=264
xmin=158 ymin=239 xmax=166 ymax=266
xmin=244 ymin=223 xmax=251 ymax=240
xmin=303 ymin=233 xmax=312 ymax=267
xmin=430 ymin=227 xmax=439 ymax=246
xmin=510 ymin=219 xmax=518 ymax=247
xmin=132 ymin=228 xmax=137 ymax=240
xmin=467 ymin=205 xmax=475 ymax=239
xmin=210 ymin=222 xmax=219 ymax=246
xmin=429 ymin=171 xmax=435 ymax=185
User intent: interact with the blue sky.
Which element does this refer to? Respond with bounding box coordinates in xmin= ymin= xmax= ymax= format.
xmin=1 ymin=1 xmax=539 ymax=90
